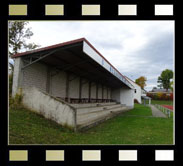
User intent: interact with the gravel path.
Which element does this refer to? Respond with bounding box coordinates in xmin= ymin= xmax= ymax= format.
xmin=150 ymin=105 xmax=167 ymax=118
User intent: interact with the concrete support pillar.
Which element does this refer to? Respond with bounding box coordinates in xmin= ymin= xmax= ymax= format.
xmin=88 ymin=81 xmax=91 ymax=102
xmin=110 ymin=88 xmax=112 ymax=100
xmin=46 ymin=66 xmax=50 ymax=93
xmin=102 ymin=84 xmax=104 ymax=101
xmin=96 ymin=83 xmax=98 ymax=101
xmin=66 ymin=72 xmax=70 ymax=102
xmin=12 ymin=57 xmax=23 ymax=97
xmin=107 ymin=87 xmax=108 ymax=100
xmin=144 ymin=99 xmax=146 ymax=106
xmin=149 ymin=99 xmax=151 ymax=105
xmin=79 ymin=77 xmax=82 ymax=102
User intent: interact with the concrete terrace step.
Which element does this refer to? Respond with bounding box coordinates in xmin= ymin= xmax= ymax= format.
xmin=77 ymin=104 xmax=122 ymax=115
xmin=77 ymin=106 xmax=128 ymax=126
xmin=77 ymin=105 xmax=124 ymax=116
xmin=77 ymin=108 xmax=129 ymax=131
xmin=70 ymin=102 xmax=117 ymax=108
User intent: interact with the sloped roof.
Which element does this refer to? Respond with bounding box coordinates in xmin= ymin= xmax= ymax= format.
xmin=12 ymin=38 xmax=134 ymax=89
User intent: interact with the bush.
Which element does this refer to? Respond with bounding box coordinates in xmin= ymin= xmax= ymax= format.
xmin=147 ymin=92 xmax=173 ymax=100
xmin=161 ymin=93 xmax=166 ymax=100
xmin=170 ymin=93 xmax=173 ymax=100
xmin=153 ymin=93 xmax=158 ymax=100
xmin=157 ymin=92 xmax=163 ymax=100
xmin=10 ymin=88 xmax=24 ymax=109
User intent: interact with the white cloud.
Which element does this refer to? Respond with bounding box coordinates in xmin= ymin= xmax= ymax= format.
xmin=25 ymin=21 xmax=174 ymax=91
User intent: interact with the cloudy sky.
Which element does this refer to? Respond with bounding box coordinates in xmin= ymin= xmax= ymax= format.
xmin=23 ymin=21 xmax=174 ymax=91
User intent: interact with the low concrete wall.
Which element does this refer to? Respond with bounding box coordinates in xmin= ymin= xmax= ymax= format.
xmin=22 ymin=87 xmax=77 ymax=130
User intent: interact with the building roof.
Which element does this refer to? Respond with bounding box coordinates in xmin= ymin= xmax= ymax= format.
xmin=142 ymin=96 xmax=151 ymax=99
xmin=12 ymin=38 xmax=134 ymax=89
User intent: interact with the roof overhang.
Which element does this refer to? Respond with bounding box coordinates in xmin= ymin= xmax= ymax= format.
xmin=12 ymin=38 xmax=134 ymax=89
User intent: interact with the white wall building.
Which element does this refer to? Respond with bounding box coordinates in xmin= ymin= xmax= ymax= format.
xmin=125 ymin=76 xmax=142 ymax=104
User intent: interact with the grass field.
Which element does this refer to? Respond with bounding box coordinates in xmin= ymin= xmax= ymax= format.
xmin=144 ymin=99 xmax=173 ymax=105
xmin=9 ymin=103 xmax=173 ymax=145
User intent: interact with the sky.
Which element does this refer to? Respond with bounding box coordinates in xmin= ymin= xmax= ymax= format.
xmin=21 ymin=21 xmax=174 ymax=91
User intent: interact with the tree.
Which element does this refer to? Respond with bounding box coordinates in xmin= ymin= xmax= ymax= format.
xmin=157 ymin=83 xmax=163 ymax=89
xmin=9 ymin=21 xmax=40 ymax=71
xmin=135 ymin=76 xmax=147 ymax=89
xmin=170 ymin=80 xmax=173 ymax=92
xmin=157 ymin=69 xmax=173 ymax=91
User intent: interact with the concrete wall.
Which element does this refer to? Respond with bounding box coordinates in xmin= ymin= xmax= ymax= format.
xmin=108 ymin=88 xmax=111 ymax=99
xmin=12 ymin=59 xmax=48 ymax=96
xmin=22 ymin=87 xmax=76 ymax=129
xmin=90 ymin=82 xmax=96 ymax=99
xmin=68 ymin=74 xmax=80 ymax=98
xmin=111 ymin=88 xmax=120 ymax=103
xmin=50 ymin=70 xmax=67 ymax=98
xmin=111 ymin=87 xmax=134 ymax=108
xmin=103 ymin=87 xmax=108 ymax=99
xmin=13 ymin=58 xmax=133 ymax=105
xmin=22 ymin=63 xmax=47 ymax=92
xmin=125 ymin=77 xmax=142 ymax=103
xmin=120 ymin=87 xmax=134 ymax=108
xmin=81 ymin=78 xmax=89 ymax=98
xmin=98 ymin=84 xmax=102 ymax=99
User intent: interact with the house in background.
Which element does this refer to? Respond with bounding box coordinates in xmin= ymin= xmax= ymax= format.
xmin=147 ymin=88 xmax=172 ymax=101
xmin=147 ymin=88 xmax=172 ymax=97
xmin=149 ymin=88 xmax=172 ymax=93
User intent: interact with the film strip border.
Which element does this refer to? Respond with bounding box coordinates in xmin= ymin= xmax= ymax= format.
xmin=7 ymin=3 xmax=175 ymax=17
xmin=7 ymin=149 xmax=175 ymax=162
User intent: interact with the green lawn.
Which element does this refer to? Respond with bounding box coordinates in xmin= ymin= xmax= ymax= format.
xmin=124 ymin=104 xmax=152 ymax=116
xmin=9 ymin=104 xmax=173 ymax=145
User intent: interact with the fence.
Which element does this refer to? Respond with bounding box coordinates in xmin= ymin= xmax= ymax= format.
xmin=154 ymin=104 xmax=172 ymax=118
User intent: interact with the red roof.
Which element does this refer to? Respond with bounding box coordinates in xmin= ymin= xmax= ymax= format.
xmin=12 ymin=38 xmax=132 ymax=87
xmin=12 ymin=38 xmax=85 ymax=58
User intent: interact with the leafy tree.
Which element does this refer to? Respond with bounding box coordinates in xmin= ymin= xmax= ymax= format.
xmin=135 ymin=76 xmax=147 ymax=89
xmin=157 ymin=83 xmax=163 ymax=89
xmin=170 ymin=80 xmax=173 ymax=91
xmin=157 ymin=69 xmax=173 ymax=91
xmin=9 ymin=21 xmax=40 ymax=71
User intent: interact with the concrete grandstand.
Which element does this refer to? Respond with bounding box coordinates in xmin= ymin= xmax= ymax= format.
xmin=12 ymin=38 xmax=135 ymax=130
